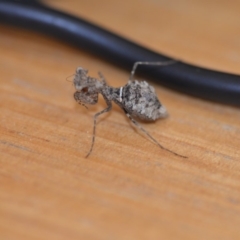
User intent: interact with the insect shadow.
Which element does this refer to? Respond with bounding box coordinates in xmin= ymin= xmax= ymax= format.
xmin=73 ymin=61 xmax=187 ymax=158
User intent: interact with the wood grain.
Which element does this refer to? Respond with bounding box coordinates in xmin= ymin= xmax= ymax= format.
xmin=1 ymin=0 xmax=240 ymax=239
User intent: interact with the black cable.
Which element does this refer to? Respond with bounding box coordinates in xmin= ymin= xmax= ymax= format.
xmin=0 ymin=0 xmax=240 ymax=106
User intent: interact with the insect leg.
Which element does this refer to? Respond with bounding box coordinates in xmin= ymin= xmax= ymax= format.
xmin=129 ymin=60 xmax=177 ymax=81
xmin=98 ymin=71 xmax=107 ymax=85
xmin=123 ymin=109 xmax=187 ymax=158
xmin=86 ymin=98 xmax=112 ymax=158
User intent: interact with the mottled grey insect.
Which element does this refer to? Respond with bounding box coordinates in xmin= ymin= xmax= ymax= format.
xmin=73 ymin=61 xmax=186 ymax=158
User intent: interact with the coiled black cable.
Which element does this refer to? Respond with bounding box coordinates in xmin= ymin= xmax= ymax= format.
xmin=0 ymin=0 xmax=240 ymax=106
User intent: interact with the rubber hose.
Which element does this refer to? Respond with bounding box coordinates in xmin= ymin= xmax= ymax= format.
xmin=0 ymin=0 xmax=240 ymax=106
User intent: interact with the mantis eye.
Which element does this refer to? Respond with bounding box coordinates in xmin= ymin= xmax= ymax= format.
xmin=82 ymin=87 xmax=88 ymax=93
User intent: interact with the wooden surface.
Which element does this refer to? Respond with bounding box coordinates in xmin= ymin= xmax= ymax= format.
xmin=1 ymin=0 xmax=240 ymax=239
